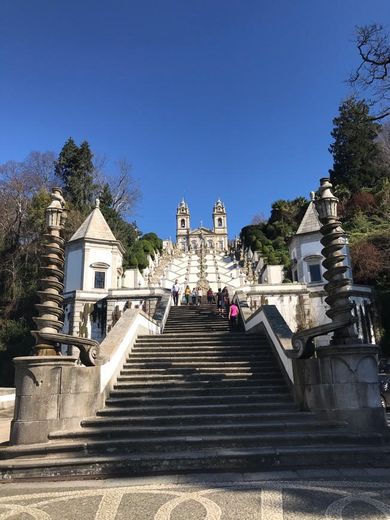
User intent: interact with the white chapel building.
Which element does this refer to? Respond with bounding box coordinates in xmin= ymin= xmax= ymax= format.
xmin=64 ymin=200 xmax=124 ymax=293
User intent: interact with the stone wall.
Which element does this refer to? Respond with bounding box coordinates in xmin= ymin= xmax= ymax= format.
xmin=239 ymin=283 xmax=377 ymax=345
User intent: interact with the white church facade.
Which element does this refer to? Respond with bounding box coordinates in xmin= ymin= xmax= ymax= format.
xmin=176 ymin=199 xmax=228 ymax=252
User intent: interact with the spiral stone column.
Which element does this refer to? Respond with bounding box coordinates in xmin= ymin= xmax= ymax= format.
xmin=32 ymin=188 xmax=67 ymax=356
xmin=314 ymin=178 xmax=359 ymax=344
xmin=300 ymin=178 xmax=384 ymax=431
xmin=10 ymin=188 xmax=103 ymax=445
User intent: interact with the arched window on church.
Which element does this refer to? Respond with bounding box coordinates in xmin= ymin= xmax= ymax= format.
xmin=218 ymin=217 xmax=223 ymax=227
xmin=181 ymin=219 xmax=186 ymax=228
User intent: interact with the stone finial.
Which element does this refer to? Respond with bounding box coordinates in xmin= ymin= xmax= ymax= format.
xmin=315 ymin=178 xmax=339 ymax=220
xmin=95 ymin=198 xmax=100 ymax=208
xmin=46 ymin=187 xmax=66 ymax=232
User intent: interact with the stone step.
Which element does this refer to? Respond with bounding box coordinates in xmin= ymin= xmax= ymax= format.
xmin=131 ymin=346 xmax=270 ymax=353
xmin=165 ymin=316 xmax=224 ymax=320
xmin=134 ymin=343 xmax=263 ymax=349
xmin=111 ymin=383 xmax=289 ymax=397
xmin=123 ymin=361 xmax=278 ymax=369
xmin=164 ymin=317 xmax=230 ymax=324
xmin=129 ymin=354 xmax=270 ymax=361
xmin=137 ymin=332 xmax=258 ymax=343
xmin=105 ymin=392 xmax=292 ymax=407
xmin=135 ymin=342 xmax=266 ymax=352
xmin=96 ymin=401 xmax=298 ymax=417
xmin=133 ymin=342 xmax=269 ymax=349
xmin=120 ymin=367 xmax=281 ymax=375
xmin=2 ymin=431 xmax=381 ymax=462
xmin=2 ymin=444 xmax=390 ymax=480
xmin=115 ymin=375 xmax=285 ymax=384
xmin=126 ymin=354 xmax=274 ymax=362
xmin=164 ymin=314 xmax=224 ymax=319
xmin=49 ymin=417 xmax=344 ymax=440
xmin=135 ymin=335 xmax=267 ymax=342
xmin=114 ymin=380 xmax=287 ymax=390
xmin=162 ymin=331 xmax=231 ymax=335
xmin=83 ymin=410 xmax=304 ymax=427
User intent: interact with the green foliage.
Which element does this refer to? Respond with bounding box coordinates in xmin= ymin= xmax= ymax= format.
xmin=0 ymin=319 xmax=34 ymax=386
xmin=240 ymin=197 xmax=307 ymax=270
xmin=327 ymin=97 xmax=390 ymax=292
xmin=55 ymin=138 xmax=96 ymax=212
xmin=142 ymin=233 xmax=163 ymax=253
xmin=127 ymin=235 xmax=162 ymax=271
xmin=329 ymin=97 xmax=389 ymax=192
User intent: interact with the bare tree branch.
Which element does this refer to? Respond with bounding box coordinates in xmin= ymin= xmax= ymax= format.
xmin=349 ymin=24 xmax=390 ymax=119
xmin=94 ymin=157 xmax=141 ymax=216
xmin=251 ymin=213 xmax=267 ymax=225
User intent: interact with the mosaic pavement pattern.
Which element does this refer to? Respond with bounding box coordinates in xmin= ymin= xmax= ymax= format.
xmin=1 ymin=478 xmax=390 ymax=519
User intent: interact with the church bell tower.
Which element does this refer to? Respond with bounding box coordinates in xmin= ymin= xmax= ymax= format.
xmin=176 ymin=199 xmax=190 ymax=250
xmin=212 ymin=199 xmax=228 ymax=250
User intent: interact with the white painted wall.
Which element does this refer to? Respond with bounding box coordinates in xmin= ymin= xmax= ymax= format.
xmin=260 ymin=265 xmax=284 ymax=284
xmin=123 ymin=269 xmax=146 ymax=288
xmin=290 ymin=233 xmax=352 ymax=285
xmin=82 ymin=243 xmax=123 ymax=291
xmin=64 ymin=248 xmax=83 ymax=292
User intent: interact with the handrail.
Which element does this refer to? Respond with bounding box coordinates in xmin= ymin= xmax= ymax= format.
xmin=37 ymin=332 xmax=106 ymax=367
xmin=99 ymin=308 xmax=160 ymax=394
xmin=234 ymin=296 xmax=295 ymax=383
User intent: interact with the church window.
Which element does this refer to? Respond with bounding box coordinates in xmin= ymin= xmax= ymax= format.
xmin=218 ymin=217 xmax=223 ymax=227
xmin=94 ymin=271 xmax=106 ymax=289
xmin=181 ymin=219 xmax=186 ymax=228
xmin=308 ymin=264 xmax=322 ymax=283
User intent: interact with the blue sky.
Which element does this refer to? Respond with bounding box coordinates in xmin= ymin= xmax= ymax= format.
xmin=1 ymin=1 xmax=389 ymax=239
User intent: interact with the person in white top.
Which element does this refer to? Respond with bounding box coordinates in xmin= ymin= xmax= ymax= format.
xmin=171 ymin=280 xmax=181 ymax=306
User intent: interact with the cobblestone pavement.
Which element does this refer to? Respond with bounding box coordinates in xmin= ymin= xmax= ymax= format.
xmin=1 ymin=469 xmax=390 ymax=519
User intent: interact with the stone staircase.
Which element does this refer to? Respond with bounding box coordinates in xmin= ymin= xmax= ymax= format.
xmin=1 ymin=304 xmax=389 ymax=480
xmin=158 ymin=250 xmax=242 ymax=292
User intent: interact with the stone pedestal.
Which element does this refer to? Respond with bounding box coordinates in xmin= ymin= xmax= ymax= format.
xmin=11 ymin=356 xmax=101 ymax=445
xmin=298 ymin=344 xmax=386 ymax=431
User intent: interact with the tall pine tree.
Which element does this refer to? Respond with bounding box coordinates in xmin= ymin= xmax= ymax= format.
xmin=328 ymin=97 xmax=386 ymax=192
xmin=55 ymin=138 xmax=96 ymax=211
